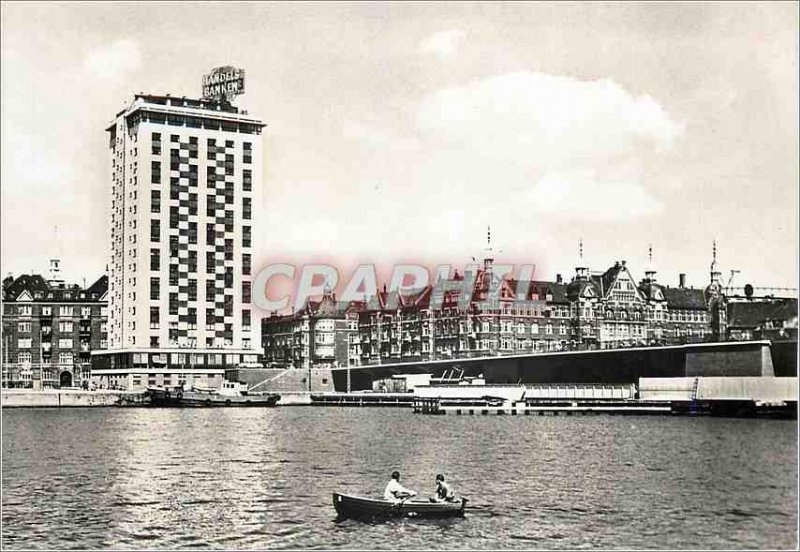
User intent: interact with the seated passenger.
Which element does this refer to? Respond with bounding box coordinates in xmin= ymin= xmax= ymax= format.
xmin=430 ymin=473 xmax=455 ymax=503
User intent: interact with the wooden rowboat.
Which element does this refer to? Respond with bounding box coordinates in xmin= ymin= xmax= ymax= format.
xmin=333 ymin=492 xmax=467 ymax=520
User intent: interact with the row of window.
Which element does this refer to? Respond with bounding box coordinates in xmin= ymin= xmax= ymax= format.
xmin=150 ymin=220 xmax=251 ymax=246
xmin=15 ymin=352 xmax=75 ymax=366
xmin=7 ymin=305 xmax=102 ymax=317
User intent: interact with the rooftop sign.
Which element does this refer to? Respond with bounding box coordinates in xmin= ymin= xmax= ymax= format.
xmin=202 ymin=66 xmax=245 ymax=103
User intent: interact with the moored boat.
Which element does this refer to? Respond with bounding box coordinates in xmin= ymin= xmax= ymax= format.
xmin=147 ymin=380 xmax=280 ymax=407
xmin=332 ymin=492 xmax=467 ymax=520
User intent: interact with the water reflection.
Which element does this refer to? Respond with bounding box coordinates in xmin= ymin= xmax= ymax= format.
xmin=2 ymin=408 xmax=797 ymax=550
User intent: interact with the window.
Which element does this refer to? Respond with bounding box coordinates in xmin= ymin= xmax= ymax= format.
xmin=58 ymin=352 xmax=74 ymax=366
xmin=17 ymin=352 xmax=32 ymax=366
xmin=243 ymin=141 xmax=252 ymax=164
xmin=243 ymin=169 xmax=252 ymax=191
xmin=150 ymin=248 xmax=160 ymax=271
xmin=169 ymin=264 xmax=179 ymax=286
xmin=151 ymin=161 xmax=161 ymax=184
xmin=59 ymin=338 xmax=73 ymax=348
xmin=224 ymin=239 xmax=233 ymax=261
xmin=188 ymin=192 xmax=198 ymax=216
xmin=170 ymin=134 xmax=179 ymax=142
xmin=151 ymin=220 xmax=160 ymax=242
xmin=243 ymin=226 xmax=251 ymax=248
xmin=242 ymin=309 xmax=251 ymax=330
xmin=188 ymin=279 xmax=197 ymax=301
xmin=169 ymin=293 xmax=178 ymax=315
xmin=18 ymin=305 xmax=32 ymax=316
xmin=242 ymin=253 xmax=251 ymax=276
xmin=243 ymin=197 xmax=251 ymax=220
xmin=59 ymin=306 xmax=72 ymax=317
xmin=206 ymin=280 xmax=215 ymax=300
xmin=17 ymin=338 xmax=32 ymax=349
xmin=242 ymin=282 xmax=251 ymax=304
xmin=42 ymin=306 xmax=52 ymax=316
xmin=150 ymin=307 xmax=160 ymax=329
xmin=17 ymin=321 xmax=31 ymax=333
xmin=151 ymin=190 xmax=161 ymax=213
xmin=206 ymin=251 xmax=215 ymax=274
xmin=150 ymin=277 xmax=160 ymax=300
xmin=169 ymin=206 xmax=179 ymax=229
xmin=59 ymin=321 xmax=73 ymax=333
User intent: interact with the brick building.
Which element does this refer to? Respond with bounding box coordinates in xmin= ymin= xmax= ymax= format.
xmin=353 ymin=249 xmax=728 ymax=365
xmin=261 ymin=288 xmax=359 ymax=369
xmin=727 ymin=297 xmax=798 ymax=342
xmin=1 ymin=261 xmax=107 ymax=388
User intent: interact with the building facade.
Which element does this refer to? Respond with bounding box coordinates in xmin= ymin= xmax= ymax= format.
xmin=2 ymin=262 xmax=107 ymax=389
xmin=353 ymin=253 xmax=728 ymax=365
xmin=91 ymin=93 xmax=265 ymax=389
xmin=261 ymin=289 xmax=359 ymax=369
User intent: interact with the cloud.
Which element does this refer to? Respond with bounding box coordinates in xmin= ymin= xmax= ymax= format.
xmin=417 ymin=71 xmax=682 ymax=169
xmin=83 ymin=38 xmax=141 ymax=83
xmin=414 ymin=71 xmax=682 ymax=221
xmin=418 ymin=29 xmax=466 ymax=59
xmin=342 ymin=122 xmax=416 ymax=150
xmin=527 ymin=169 xmax=661 ymax=221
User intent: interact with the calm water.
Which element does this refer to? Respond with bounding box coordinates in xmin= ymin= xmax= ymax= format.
xmin=1 ymin=407 xmax=797 ymax=550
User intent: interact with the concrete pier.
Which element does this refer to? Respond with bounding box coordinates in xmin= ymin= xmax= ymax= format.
xmin=1 ymin=389 xmax=148 ymax=408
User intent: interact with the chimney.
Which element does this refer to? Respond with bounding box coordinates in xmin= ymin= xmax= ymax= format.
xmin=679 ymin=273 xmax=686 ymax=288
xmin=556 ymin=274 xmax=562 ymax=284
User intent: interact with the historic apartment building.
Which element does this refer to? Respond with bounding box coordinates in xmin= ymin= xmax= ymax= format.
xmin=259 ymin=247 xmax=735 ymax=368
xmin=2 ymin=260 xmax=107 ymax=388
xmin=351 ymin=251 xmax=729 ymax=365
xmin=91 ymin=88 xmax=265 ymax=389
xmin=261 ymin=288 xmax=360 ymax=369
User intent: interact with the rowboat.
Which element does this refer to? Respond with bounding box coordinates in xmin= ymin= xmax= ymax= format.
xmin=332 ymin=492 xmax=467 ymax=520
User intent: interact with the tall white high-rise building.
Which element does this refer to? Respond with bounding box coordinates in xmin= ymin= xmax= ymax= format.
xmin=92 ymin=91 xmax=265 ymax=389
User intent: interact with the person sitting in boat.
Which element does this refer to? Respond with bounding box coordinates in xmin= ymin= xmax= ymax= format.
xmin=384 ymin=471 xmax=417 ymax=502
xmin=430 ymin=474 xmax=456 ymax=503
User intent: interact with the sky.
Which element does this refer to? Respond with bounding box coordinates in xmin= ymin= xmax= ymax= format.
xmin=1 ymin=1 xmax=798 ymax=293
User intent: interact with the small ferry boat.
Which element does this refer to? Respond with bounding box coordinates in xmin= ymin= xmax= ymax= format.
xmin=147 ymin=380 xmax=280 ymax=407
xmin=332 ymin=492 xmax=467 ymax=520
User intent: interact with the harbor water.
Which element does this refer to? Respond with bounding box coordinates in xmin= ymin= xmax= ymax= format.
xmin=2 ymin=408 xmax=797 ymax=550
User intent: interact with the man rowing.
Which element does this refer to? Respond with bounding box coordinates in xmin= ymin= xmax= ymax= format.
xmin=384 ymin=471 xmax=417 ymax=502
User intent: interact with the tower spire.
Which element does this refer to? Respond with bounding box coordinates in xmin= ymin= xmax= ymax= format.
xmin=710 ymin=239 xmax=721 ymax=284
xmin=575 ymin=238 xmax=588 ymax=280
xmin=645 ymin=243 xmax=656 ymax=282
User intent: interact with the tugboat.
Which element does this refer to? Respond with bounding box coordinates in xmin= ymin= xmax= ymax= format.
xmin=147 ymin=380 xmax=281 ymax=407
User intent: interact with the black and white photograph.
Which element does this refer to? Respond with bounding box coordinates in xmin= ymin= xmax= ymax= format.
xmin=1 ymin=1 xmax=797 ymax=550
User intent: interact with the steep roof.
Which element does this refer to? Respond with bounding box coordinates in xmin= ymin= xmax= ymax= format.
xmin=728 ymin=298 xmax=799 ymax=329
xmin=663 ymin=287 xmax=707 ymax=310
xmin=2 ymin=274 xmax=106 ymax=302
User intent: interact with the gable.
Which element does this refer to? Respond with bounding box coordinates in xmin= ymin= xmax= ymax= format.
xmin=607 ymin=268 xmax=644 ymax=302
xmin=16 ymin=290 xmax=33 ymax=302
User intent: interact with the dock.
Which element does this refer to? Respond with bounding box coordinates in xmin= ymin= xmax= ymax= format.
xmin=310 ymin=392 xmax=414 ymax=407
xmin=412 ymin=397 xmax=672 ymax=415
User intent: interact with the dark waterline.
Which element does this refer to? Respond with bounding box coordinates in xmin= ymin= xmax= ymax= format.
xmin=2 ymin=408 xmax=797 ymax=550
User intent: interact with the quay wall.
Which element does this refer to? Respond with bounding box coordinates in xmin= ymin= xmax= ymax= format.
xmin=639 ymin=377 xmax=798 ymax=402
xmin=227 ymin=368 xmax=335 ymax=394
xmin=333 ymin=341 xmax=791 ymax=391
xmin=2 ymin=389 xmax=147 ymax=408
